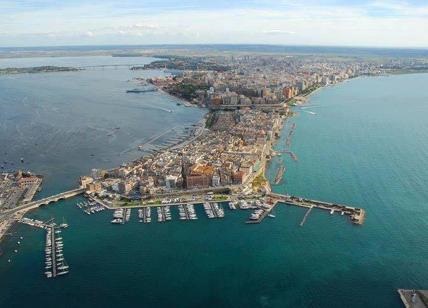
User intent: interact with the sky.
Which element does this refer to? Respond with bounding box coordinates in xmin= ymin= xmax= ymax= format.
xmin=0 ymin=0 xmax=428 ymax=48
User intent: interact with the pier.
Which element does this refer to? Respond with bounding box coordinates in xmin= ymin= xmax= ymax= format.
xmin=274 ymin=163 xmax=285 ymax=184
xmin=267 ymin=192 xmax=365 ymax=225
xmin=300 ymin=206 xmax=314 ymax=227
xmin=246 ymin=207 xmax=273 ymax=224
xmin=398 ymin=289 xmax=428 ymax=308
xmin=19 ymin=218 xmax=69 ymax=278
xmin=138 ymin=207 xmax=151 ymax=223
xmin=203 ymin=202 xmax=225 ymax=219
xmin=156 ymin=206 xmax=171 ymax=222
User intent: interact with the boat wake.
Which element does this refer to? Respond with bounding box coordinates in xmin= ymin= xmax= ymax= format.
xmin=303 ymin=111 xmax=317 ymax=115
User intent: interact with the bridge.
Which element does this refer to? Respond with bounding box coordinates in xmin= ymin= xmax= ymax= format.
xmin=24 ymin=188 xmax=85 ymax=207
xmin=77 ymin=64 xmax=146 ymax=70
xmin=0 ymin=188 xmax=85 ymax=219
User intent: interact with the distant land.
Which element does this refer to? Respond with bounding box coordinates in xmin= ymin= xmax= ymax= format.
xmin=0 ymin=66 xmax=81 ymax=75
xmin=1 ymin=44 xmax=428 ymax=59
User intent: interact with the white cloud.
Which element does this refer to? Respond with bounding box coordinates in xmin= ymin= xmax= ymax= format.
xmin=0 ymin=2 xmax=427 ymax=47
xmin=263 ymin=30 xmax=296 ymax=35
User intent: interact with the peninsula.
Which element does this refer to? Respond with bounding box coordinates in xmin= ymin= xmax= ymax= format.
xmin=0 ymin=66 xmax=81 ymax=75
xmin=5 ymin=49 xmax=427 ymax=239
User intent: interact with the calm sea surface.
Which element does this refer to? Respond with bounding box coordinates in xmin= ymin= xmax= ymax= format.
xmin=0 ymin=56 xmax=204 ymax=196
xmin=0 ymin=60 xmax=427 ymax=307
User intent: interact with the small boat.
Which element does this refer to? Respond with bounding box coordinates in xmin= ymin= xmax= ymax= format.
xmin=268 ymin=214 xmax=276 ymax=218
xmin=330 ymin=209 xmax=334 ymax=215
xmin=57 ymin=270 xmax=69 ymax=275
xmin=60 ymin=221 xmax=69 ymax=228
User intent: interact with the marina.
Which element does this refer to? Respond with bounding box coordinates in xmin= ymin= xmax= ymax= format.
xmin=203 ymin=202 xmax=225 ymax=219
xmin=268 ymin=193 xmax=366 ymax=225
xmin=157 ymin=206 xmax=171 ymax=223
xmin=111 ymin=209 xmax=124 ymax=224
xmin=138 ymin=207 xmax=151 ymax=223
xmin=228 ymin=201 xmax=237 ymax=210
xmin=178 ymin=204 xmax=198 ymax=221
xmin=246 ymin=201 xmax=273 ymax=224
xmin=76 ymin=199 xmax=106 ymax=215
xmin=19 ymin=218 xmax=69 ymax=278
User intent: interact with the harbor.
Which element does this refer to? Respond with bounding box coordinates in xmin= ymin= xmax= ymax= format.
xmin=138 ymin=207 xmax=151 ymax=223
xmin=267 ymin=192 xmax=366 ymax=225
xmin=19 ymin=217 xmax=69 ymax=278
xmin=203 ymin=202 xmax=225 ymax=219
xmin=76 ymin=199 xmax=106 ymax=215
xmin=111 ymin=208 xmax=131 ymax=224
xmin=178 ymin=204 xmax=198 ymax=220
xmin=157 ymin=206 xmax=172 ymax=223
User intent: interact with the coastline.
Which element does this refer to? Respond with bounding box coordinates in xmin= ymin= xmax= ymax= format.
xmin=0 ymin=73 xmax=352 ymax=242
xmin=1 ymin=66 xmax=407 ymax=242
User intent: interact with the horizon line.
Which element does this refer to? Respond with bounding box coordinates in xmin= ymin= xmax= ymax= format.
xmin=1 ymin=43 xmax=428 ymax=51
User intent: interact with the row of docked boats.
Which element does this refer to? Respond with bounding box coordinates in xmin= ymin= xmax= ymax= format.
xmin=157 ymin=206 xmax=172 ymax=222
xmin=203 ymin=202 xmax=225 ymax=219
xmin=44 ymin=227 xmax=69 ymax=278
xmin=249 ymin=209 xmax=265 ymax=221
xmin=138 ymin=207 xmax=152 ymax=223
xmin=178 ymin=204 xmax=198 ymax=220
xmin=228 ymin=202 xmax=237 ymax=210
xmin=111 ymin=208 xmax=131 ymax=224
xmin=77 ymin=200 xmax=105 ymax=215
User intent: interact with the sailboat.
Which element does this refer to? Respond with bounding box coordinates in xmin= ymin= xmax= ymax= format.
xmin=59 ymin=217 xmax=68 ymax=228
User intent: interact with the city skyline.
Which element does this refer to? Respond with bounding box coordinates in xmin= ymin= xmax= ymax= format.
xmin=1 ymin=0 xmax=428 ymax=48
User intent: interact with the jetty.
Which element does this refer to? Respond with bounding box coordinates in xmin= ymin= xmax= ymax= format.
xmin=267 ymin=192 xmax=365 ymax=225
xmin=203 ymin=202 xmax=225 ymax=219
xmin=156 ymin=206 xmax=171 ymax=222
xmin=300 ymin=205 xmax=314 ymax=227
xmin=274 ymin=163 xmax=285 ymax=184
xmin=398 ymin=289 xmax=428 ymax=308
xmin=138 ymin=207 xmax=151 ymax=223
xmin=19 ymin=218 xmax=69 ymax=278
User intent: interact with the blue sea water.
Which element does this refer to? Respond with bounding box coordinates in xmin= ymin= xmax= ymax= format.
xmin=0 ymin=56 xmax=204 ymax=196
xmin=0 ymin=60 xmax=427 ymax=307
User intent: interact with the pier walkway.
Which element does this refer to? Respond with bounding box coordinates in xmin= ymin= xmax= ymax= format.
xmin=300 ymin=206 xmax=314 ymax=227
xmin=267 ymin=192 xmax=365 ymax=225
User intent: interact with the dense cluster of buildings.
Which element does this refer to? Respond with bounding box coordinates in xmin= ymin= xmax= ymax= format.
xmin=0 ymin=171 xmax=42 ymax=210
xmin=150 ymin=55 xmax=382 ymax=107
xmin=81 ymin=108 xmax=285 ymax=202
xmin=81 ymin=54 xmax=385 ymax=203
xmin=80 ymin=54 xmax=389 ymax=203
